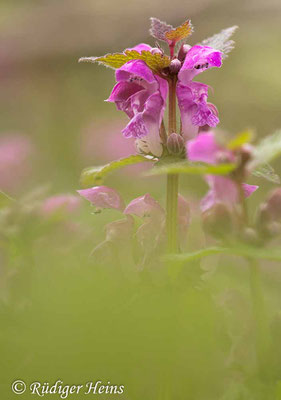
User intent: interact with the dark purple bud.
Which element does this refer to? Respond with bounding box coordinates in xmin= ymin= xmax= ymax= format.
xmin=169 ymin=59 xmax=182 ymax=75
xmin=167 ymin=133 xmax=185 ymax=155
xmin=178 ymin=44 xmax=191 ymax=61
xmin=202 ymin=203 xmax=234 ymax=238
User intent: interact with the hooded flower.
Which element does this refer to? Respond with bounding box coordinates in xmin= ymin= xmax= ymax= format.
xmin=187 ymin=132 xmax=258 ymax=211
xmin=107 ymin=41 xmax=222 ymax=156
xmin=107 ymin=44 xmax=168 ymax=157
xmin=176 ymin=46 xmax=222 ymax=140
xmin=77 ymin=186 xmax=125 ymax=211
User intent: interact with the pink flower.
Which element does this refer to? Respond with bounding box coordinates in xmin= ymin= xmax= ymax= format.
xmin=107 ymin=45 xmax=168 ymax=157
xmin=0 ymin=134 xmax=33 ymax=192
xmin=187 ymin=132 xmax=258 ymax=211
xmin=124 ymin=193 xmax=164 ymax=219
xmin=177 ymin=82 xmax=219 ymax=141
xmin=107 ymin=43 xmax=222 ymax=156
xmin=40 ymin=195 xmax=81 ymax=216
xmin=176 ymin=45 xmax=222 ymax=140
xmin=77 ymin=186 xmax=125 ymax=211
xmin=178 ymin=45 xmax=222 ymax=83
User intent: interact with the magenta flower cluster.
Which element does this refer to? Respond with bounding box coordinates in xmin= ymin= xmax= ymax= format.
xmin=107 ymin=42 xmax=221 ymax=157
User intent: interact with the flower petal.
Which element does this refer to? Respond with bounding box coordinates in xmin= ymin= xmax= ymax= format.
xmin=105 ymin=216 xmax=134 ymax=241
xmin=126 ymin=43 xmax=152 ymax=53
xmin=124 ymin=193 xmax=164 ymax=219
xmin=242 ymin=183 xmax=259 ymax=198
xmin=187 ymin=132 xmax=222 ymax=164
xmin=179 ymin=45 xmax=222 ymax=83
xmin=116 ymin=60 xmax=157 ymax=86
xmin=77 ymin=186 xmax=125 ymax=211
xmin=177 ymin=82 xmax=219 ymax=140
xmin=201 ymin=176 xmax=238 ymax=212
xmin=201 ymin=177 xmax=258 ymax=212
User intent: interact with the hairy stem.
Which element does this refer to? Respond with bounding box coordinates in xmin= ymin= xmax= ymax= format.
xmin=166 ymin=174 xmax=179 ymax=252
xmin=166 ymin=76 xmax=179 ymax=252
xmin=168 ymin=76 xmax=177 ymax=134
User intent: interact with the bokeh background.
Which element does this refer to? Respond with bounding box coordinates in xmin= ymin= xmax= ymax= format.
xmin=1 ymin=0 xmax=281 ymax=399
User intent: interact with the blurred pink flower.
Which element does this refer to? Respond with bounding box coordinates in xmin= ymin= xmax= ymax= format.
xmin=187 ymin=132 xmax=258 ymax=211
xmin=80 ymin=119 xmax=150 ymax=176
xmin=0 ymin=134 xmax=33 ymax=192
xmin=40 ymin=194 xmax=81 ymax=216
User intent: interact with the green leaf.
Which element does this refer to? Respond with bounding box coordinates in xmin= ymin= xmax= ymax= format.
xmin=252 ymin=163 xmax=280 ymax=184
xmin=79 ymin=50 xmax=171 ymax=73
xmin=226 ymin=129 xmax=253 ymax=150
xmin=146 ymin=161 xmax=236 ymax=176
xmin=250 ymin=129 xmax=281 ymax=168
xmin=80 ymin=155 xmax=154 ymax=187
xmin=164 ymin=245 xmax=281 ymax=263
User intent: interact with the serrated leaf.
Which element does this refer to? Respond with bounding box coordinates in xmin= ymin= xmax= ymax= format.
xmin=252 ymin=164 xmax=280 ymax=184
xmin=80 ymin=155 xmax=154 ymax=187
xmin=79 ymin=50 xmax=170 ymax=73
xmin=125 ymin=50 xmax=170 ymax=72
xmin=200 ymin=26 xmax=238 ymax=57
xmin=79 ymin=53 xmax=129 ymax=69
xmin=249 ymin=129 xmax=281 ymax=169
xmin=165 ymin=20 xmax=193 ymax=43
xmin=164 ymin=245 xmax=281 ymax=263
xmin=150 ymin=17 xmax=173 ymax=41
xmin=146 ymin=161 xmax=236 ymax=176
xmin=226 ymin=130 xmax=254 ymax=150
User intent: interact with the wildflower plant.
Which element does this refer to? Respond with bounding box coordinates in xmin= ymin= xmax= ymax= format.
xmin=78 ymin=18 xmax=281 ymax=257
xmin=78 ymin=17 xmax=281 ymax=376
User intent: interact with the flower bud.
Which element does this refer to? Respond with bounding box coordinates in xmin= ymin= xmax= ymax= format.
xmin=202 ymin=203 xmax=234 ymax=238
xmin=178 ymin=44 xmax=191 ymax=61
xmin=240 ymin=227 xmax=260 ymax=246
xmin=167 ymin=133 xmax=184 ymax=155
xmin=169 ymin=58 xmax=182 ymax=75
xmin=151 ymin=47 xmax=163 ymax=55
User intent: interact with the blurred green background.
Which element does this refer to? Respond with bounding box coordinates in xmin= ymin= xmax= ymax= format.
xmin=1 ymin=0 xmax=281 ymax=399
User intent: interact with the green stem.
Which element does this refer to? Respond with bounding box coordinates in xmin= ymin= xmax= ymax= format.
xmin=248 ymin=257 xmax=270 ymax=376
xmin=167 ymin=174 xmax=179 ymax=252
xmin=166 ymin=76 xmax=179 ymax=253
